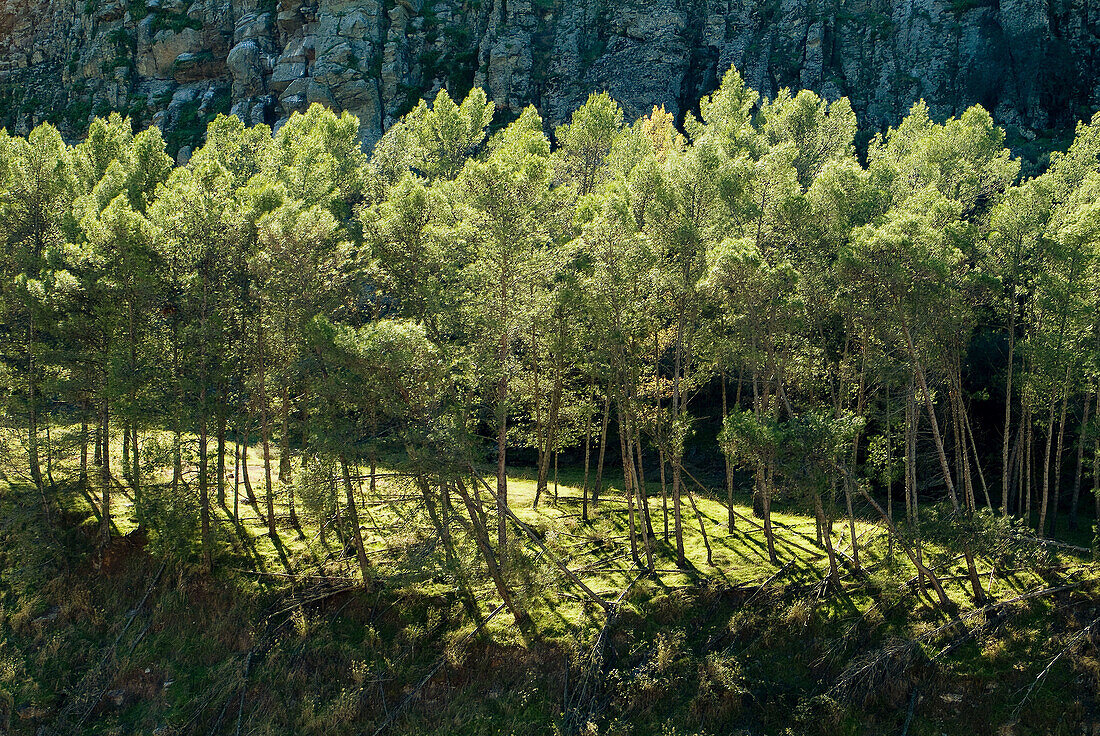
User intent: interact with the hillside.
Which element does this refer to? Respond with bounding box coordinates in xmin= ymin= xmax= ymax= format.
xmin=2 ymin=454 xmax=1097 ymax=735
xmin=2 ymin=56 xmax=1100 ymax=735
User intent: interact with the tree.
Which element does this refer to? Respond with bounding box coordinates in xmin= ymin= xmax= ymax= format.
xmin=459 ymin=105 xmax=561 ymax=552
xmin=0 ymin=123 xmax=75 ymax=514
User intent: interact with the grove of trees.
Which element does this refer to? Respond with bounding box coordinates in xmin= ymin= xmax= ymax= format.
xmin=2 ymin=67 xmax=1099 ymax=624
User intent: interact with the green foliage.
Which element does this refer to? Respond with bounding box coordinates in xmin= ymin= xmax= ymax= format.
xmin=1 ymin=66 xmax=1100 ymax=735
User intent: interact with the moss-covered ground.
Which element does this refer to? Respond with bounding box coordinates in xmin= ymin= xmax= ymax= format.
xmin=0 ymin=429 xmax=1097 ymax=735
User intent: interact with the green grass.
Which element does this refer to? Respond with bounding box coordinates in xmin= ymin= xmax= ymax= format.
xmin=0 ymin=424 xmax=1098 ymax=734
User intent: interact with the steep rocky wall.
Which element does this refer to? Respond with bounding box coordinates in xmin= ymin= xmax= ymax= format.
xmin=2 ymin=0 xmax=1098 ymax=158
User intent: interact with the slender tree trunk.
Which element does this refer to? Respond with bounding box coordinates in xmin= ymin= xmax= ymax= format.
xmin=496 ymin=380 xmax=509 ymax=551
xmin=903 ymin=325 xmax=958 ymax=507
xmin=1093 ymin=387 xmax=1100 ymax=552
xmin=581 ymin=376 xmax=594 ymax=524
xmin=80 ymin=404 xmax=89 ymax=488
xmin=43 ymin=416 xmax=54 ymax=492
xmin=122 ymin=423 xmax=130 ymax=482
xmin=233 ymin=437 xmax=240 ymax=518
xmin=858 ymin=483 xmax=953 ymax=608
xmin=906 ymin=379 xmax=925 ymax=588
xmin=594 ymin=393 xmax=610 ymax=511
xmin=340 ymin=457 xmax=371 ymax=583
xmin=632 ymin=416 xmax=654 ymax=567
xmin=1051 ymin=370 xmax=1072 ymax=532
xmin=27 ymin=312 xmax=43 ymax=496
xmin=1007 ymin=418 xmax=1023 ymax=515
xmin=885 ymin=388 xmax=894 ymax=560
xmin=904 ymin=326 xmax=983 ymax=600
xmin=633 ymin=420 xmax=654 ymax=538
xmin=199 ymin=407 xmax=211 ymax=571
xmin=94 ymin=420 xmax=102 ymax=467
xmin=617 ymin=402 xmax=644 ymax=568
xmin=171 ymin=320 xmax=182 ymax=494
xmin=536 ymin=348 xmax=563 ymax=506
xmin=1025 ymin=406 xmax=1033 ymax=521
xmin=100 ymin=396 xmax=111 ymax=543
xmin=453 ymin=479 xmax=531 ymax=634
xmin=1039 ymin=400 xmax=1057 ymax=535
xmin=658 ymin=447 xmax=669 ymax=542
xmin=722 ymin=371 xmax=735 ymax=532
xmin=845 ymin=350 xmax=868 ymax=571
xmin=280 ymin=381 xmax=301 ymax=532
xmin=128 ymin=296 xmax=139 ymax=510
xmin=199 ymin=279 xmax=212 ymax=571
xmin=1071 ymin=386 xmax=1092 ymax=531
xmin=1002 ymin=311 xmax=1015 ymax=516
xmin=217 ymin=410 xmax=227 ymax=507
xmin=131 ymin=422 xmax=141 ymax=525
xmin=242 ymin=423 xmax=256 ymax=506
xmin=814 ymin=491 xmax=839 ymax=580
xmin=655 ymin=336 xmax=669 ymax=541
xmin=496 ymin=266 xmax=510 ymax=551
xmin=532 ymin=321 xmax=545 ymax=504
xmin=258 ymin=321 xmax=276 ymax=538
xmin=670 ymin=305 xmax=686 ymax=567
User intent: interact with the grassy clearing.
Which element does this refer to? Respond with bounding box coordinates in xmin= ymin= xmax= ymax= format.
xmin=0 ymin=426 xmax=1098 ymax=734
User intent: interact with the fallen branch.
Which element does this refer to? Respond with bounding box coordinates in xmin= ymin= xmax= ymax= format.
xmin=469 ymin=465 xmax=611 ymax=613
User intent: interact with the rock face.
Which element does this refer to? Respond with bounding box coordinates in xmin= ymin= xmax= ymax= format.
xmin=1 ymin=0 xmax=1098 ymax=152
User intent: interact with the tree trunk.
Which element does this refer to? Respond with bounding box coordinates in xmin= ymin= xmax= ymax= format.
xmin=906 ymin=379 xmax=925 ymax=588
xmin=722 ymin=371 xmax=736 ymax=532
xmin=632 ymin=416 xmax=654 ymax=567
xmin=340 ymin=457 xmax=371 ymax=583
xmin=453 ymin=479 xmax=532 ymax=635
xmin=80 ymin=405 xmax=89 ymax=488
xmin=1050 ymin=370 xmax=1072 ymax=532
xmin=814 ymin=491 xmax=839 ymax=580
xmin=217 ymin=410 xmax=227 ymax=507
xmin=122 ymin=423 xmax=130 ymax=482
xmin=762 ymin=458 xmax=779 ymax=565
xmin=1093 ymin=386 xmax=1100 ymax=553
xmin=1039 ymin=400 xmax=1057 ymax=535
xmin=1002 ymin=311 xmax=1015 ymax=516
xmin=617 ymin=402 xmax=644 ymax=568
xmin=258 ymin=321 xmax=276 ymax=538
xmin=669 ymin=297 xmax=690 ymax=566
xmin=242 ymin=424 xmax=256 ymax=506
xmin=131 ymin=423 xmax=141 ymax=525
xmin=904 ymin=326 xmax=983 ymax=600
xmin=885 ymin=388 xmax=894 ymax=559
xmin=858 ymin=483 xmax=953 ymax=608
xmin=536 ymin=345 xmax=563 ymax=506
xmin=1071 ymin=386 xmax=1092 ymax=531
xmin=594 ymin=393 xmax=610 ymax=510
xmin=495 ymin=378 xmax=509 ymax=551
xmin=233 ymin=436 xmax=240 ymax=518
xmin=904 ymin=325 xmax=959 ymax=507
xmin=199 ymin=408 xmax=211 ymax=572
xmin=634 ymin=423 xmax=654 ymax=540
xmin=280 ymin=381 xmax=301 ymax=532
xmin=199 ymin=275 xmax=212 ymax=571
xmin=100 ymin=396 xmax=111 ymax=543
xmin=1020 ymin=404 xmax=1029 ymax=519
xmin=27 ymin=312 xmax=43 ymax=495
xmin=581 ymin=376 xmax=594 ymax=524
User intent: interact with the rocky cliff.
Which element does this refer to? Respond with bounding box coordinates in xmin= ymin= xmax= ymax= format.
xmin=1 ymin=0 xmax=1098 ymax=158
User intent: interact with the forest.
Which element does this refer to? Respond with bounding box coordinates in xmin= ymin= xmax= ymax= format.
xmin=1 ymin=66 xmax=1100 ymax=734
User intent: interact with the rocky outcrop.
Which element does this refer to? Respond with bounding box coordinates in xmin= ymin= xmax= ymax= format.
xmin=1 ymin=0 xmax=1098 ymax=153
